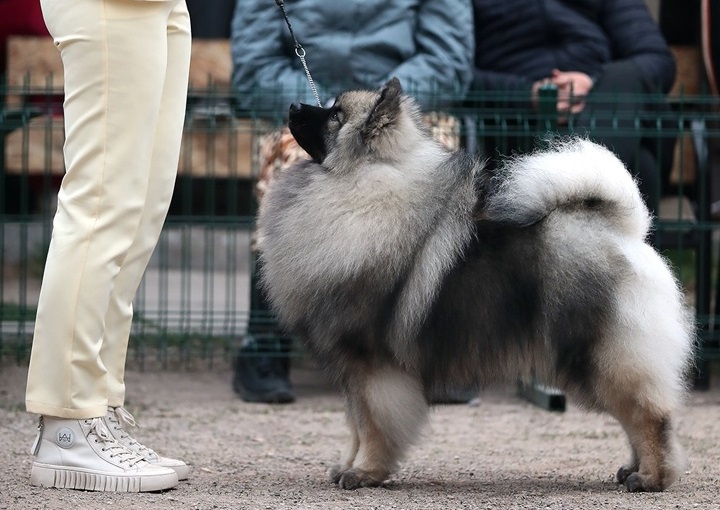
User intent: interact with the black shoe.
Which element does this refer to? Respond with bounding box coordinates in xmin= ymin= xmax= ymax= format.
xmin=233 ymin=351 xmax=295 ymax=404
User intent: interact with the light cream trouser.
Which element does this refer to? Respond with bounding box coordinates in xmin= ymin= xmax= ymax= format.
xmin=26 ymin=0 xmax=191 ymax=419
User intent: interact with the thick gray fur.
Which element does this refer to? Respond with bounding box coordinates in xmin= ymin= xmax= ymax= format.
xmin=256 ymin=79 xmax=694 ymax=492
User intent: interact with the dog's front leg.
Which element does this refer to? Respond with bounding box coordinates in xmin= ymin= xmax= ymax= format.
xmin=329 ymin=413 xmax=359 ymax=484
xmin=331 ymin=364 xmax=428 ymax=489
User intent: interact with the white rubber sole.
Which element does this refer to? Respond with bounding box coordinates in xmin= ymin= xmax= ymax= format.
xmin=163 ymin=462 xmax=193 ymax=481
xmin=30 ymin=463 xmax=179 ymax=492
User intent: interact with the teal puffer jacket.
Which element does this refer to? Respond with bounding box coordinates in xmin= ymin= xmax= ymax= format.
xmin=231 ymin=0 xmax=474 ymax=116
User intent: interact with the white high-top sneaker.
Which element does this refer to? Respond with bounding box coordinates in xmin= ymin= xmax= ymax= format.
xmin=30 ymin=416 xmax=178 ymax=492
xmin=104 ymin=407 xmax=192 ymax=481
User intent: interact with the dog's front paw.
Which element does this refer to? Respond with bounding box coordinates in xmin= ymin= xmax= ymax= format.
xmin=623 ymin=472 xmax=663 ymax=492
xmin=329 ymin=464 xmax=346 ymax=484
xmin=337 ymin=468 xmax=385 ymax=490
xmin=616 ymin=464 xmax=638 ymax=484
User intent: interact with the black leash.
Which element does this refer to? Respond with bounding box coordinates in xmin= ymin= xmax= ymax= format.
xmin=275 ymin=0 xmax=322 ymax=107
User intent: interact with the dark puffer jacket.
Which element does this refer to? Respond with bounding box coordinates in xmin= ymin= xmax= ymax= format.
xmin=231 ymin=0 xmax=474 ymax=116
xmin=471 ymin=0 xmax=675 ymax=95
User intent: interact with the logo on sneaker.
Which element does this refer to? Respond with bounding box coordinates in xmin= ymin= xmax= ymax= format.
xmin=56 ymin=427 xmax=75 ymax=448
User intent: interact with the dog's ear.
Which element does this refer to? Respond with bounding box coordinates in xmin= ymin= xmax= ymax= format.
xmin=361 ymin=77 xmax=403 ymax=143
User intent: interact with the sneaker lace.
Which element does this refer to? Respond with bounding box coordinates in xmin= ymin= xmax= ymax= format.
xmin=108 ymin=407 xmax=158 ymax=458
xmin=86 ymin=417 xmax=144 ymax=467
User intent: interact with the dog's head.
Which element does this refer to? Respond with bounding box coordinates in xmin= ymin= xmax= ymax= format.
xmin=288 ymin=78 xmax=426 ymax=167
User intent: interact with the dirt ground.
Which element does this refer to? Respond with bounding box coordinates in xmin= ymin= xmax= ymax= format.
xmin=1 ymin=362 xmax=719 ymax=510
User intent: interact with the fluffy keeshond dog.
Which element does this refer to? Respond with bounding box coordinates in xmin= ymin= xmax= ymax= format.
xmin=256 ymin=77 xmax=694 ymax=492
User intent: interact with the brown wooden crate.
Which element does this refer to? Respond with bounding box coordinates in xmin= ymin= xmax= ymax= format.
xmin=178 ymin=118 xmax=254 ymax=179
xmin=7 ymin=37 xmax=232 ymax=97
xmin=5 ymin=115 xmax=258 ymax=179
xmin=4 ymin=116 xmax=65 ymax=175
xmin=5 ymin=36 xmax=252 ymax=178
xmin=6 ymin=36 xmax=62 ymax=106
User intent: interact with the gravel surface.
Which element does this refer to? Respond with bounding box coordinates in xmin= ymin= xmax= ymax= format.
xmin=1 ymin=362 xmax=719 ymax=510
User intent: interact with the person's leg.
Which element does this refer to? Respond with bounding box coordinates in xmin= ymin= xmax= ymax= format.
xmin=233 ymin=128 xmax=300 ymax=404
xmin=25 ymin=0 xmax=185 ymax=491
xmin=26 ymin=0 xmax=180 ymax=419
xmin=96 ymin=0 xmax=192 ymax=480
xmin=102 ymin=0 xmax=191 ymax=411
xmin=233 ymin=255 xmax=295 ymax=404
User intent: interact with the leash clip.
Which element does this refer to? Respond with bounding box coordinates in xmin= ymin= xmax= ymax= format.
xmin=276 ymin=0 xmax=322 ymax=107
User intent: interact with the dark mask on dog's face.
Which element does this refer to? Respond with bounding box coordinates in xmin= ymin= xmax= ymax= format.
xmin=288 ymin=102 xmax=332 ymax=163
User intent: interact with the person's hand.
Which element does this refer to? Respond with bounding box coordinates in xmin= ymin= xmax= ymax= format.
xmin=531 ymin=70 xmax=593 ymax=124
xmin=551 ymin=69 xmax=593 ymax=117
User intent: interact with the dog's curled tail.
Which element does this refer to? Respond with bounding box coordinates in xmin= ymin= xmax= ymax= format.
xmin=485 ymin=138 xmax=651 ymax=239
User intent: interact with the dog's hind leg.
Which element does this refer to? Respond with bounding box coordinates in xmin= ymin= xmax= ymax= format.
xmin=332 ymin=364 xmax=428 ymax=489
xmin=593 ymin=246 xmax=692 ymax=491
xmin=591 ymin=337 xmax=688 ymax=492
xmin=591 ymin=321 xmax=689 ymax=489
xmin=605 ymin=400 xmax=685 ymax=492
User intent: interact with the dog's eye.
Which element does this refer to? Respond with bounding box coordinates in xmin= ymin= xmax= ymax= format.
xmin=330 ymin=110 xmax=342 ymax=123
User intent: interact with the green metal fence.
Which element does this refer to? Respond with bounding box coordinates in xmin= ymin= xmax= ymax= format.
xmin=2 ymin=82 xmax=720 ymax=381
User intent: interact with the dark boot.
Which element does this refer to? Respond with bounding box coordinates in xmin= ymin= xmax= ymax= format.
xmin=232 ymin=339 xmax=295 ymax=404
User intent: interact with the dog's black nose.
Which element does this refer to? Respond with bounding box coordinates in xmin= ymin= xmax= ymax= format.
xmin=289 ymin=103 xmax=302 ymax=114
